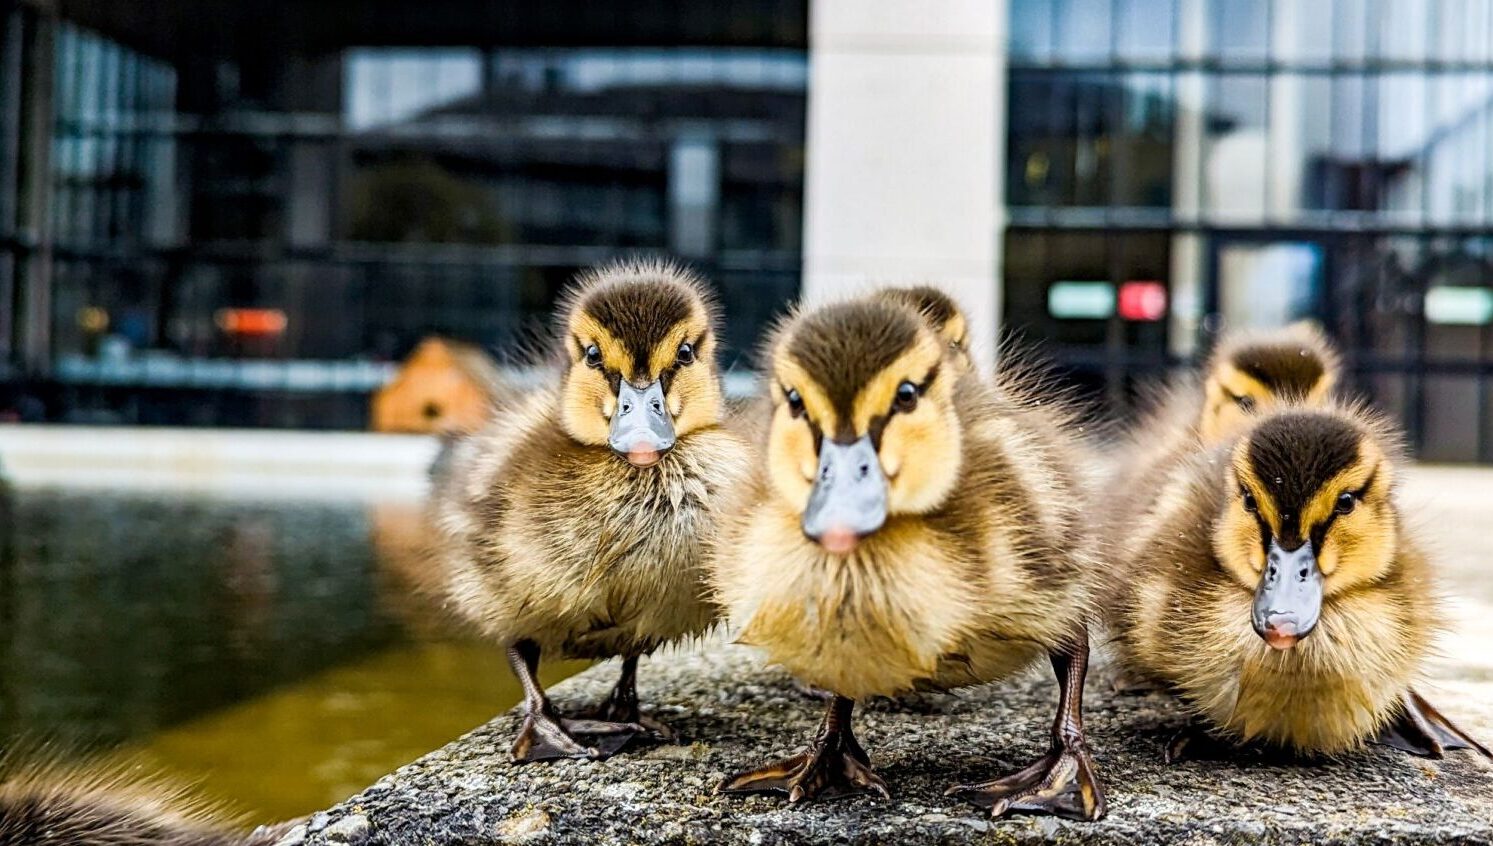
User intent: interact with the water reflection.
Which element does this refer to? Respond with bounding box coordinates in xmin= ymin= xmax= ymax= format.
xmin=0 ymin=484 xmax=582 ymax=822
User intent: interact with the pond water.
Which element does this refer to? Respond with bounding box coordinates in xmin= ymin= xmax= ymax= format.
xmin=0 ymin=484 xmax=584 ymax=823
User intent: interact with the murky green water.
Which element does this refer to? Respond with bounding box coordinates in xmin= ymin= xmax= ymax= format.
xmin=0 ymin=484 xmax=583 ymax=823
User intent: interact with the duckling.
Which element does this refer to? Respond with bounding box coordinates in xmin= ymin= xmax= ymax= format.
xmin=712 ymin=297 xmax=1105 ymax=820
xmin=0 ymin=751 xmax=294 ymax=845
xmin=431 ymin=259 xmax=750 ymax=762
xmin=1107 ymin=322 xmax=1343 ymax=528
xmin=1108 ymin=403 xmax=1491 ymax=760
xmin=871 ymin=285 xmax=973 ymax=371
xmin=1196 ymin=322 xmax=1341 ymax=445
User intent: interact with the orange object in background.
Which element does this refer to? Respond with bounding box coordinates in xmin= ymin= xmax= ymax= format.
xmin=371 ymin=337 xmax=502 ymax=434
xmin=216 ymin=308 xmax=289 ymax=336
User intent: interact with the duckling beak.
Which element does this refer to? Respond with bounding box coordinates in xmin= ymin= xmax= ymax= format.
xmin=801 ymin=436 xmax=887 ymax=556
xmin=1251 ymin=539 xmax=1323 ymax=651
xmin=608 ymin=380 xmax=675 ymax=467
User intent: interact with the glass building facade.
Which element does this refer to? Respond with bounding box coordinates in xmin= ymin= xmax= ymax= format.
xmin=5 ymin=0 xmax=1493 ymax=461
xmin=1005 ymin=0 xmax=1493 ymax=461
xmin=1 ymin=0 xmax=806 ymax=427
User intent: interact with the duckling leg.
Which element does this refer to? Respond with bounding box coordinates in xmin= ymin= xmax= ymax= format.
xmin=719 ymin=695 xmax=890 ymax=803
xmin=580 ymin=655 xmax=675 ymax=740
xmin=506 ymin=640 xmax=639 ymax=762
xmin=1376 ymin=689 xmax=1493 ymax=760
xmin=946 ymin=631 xmax=1107 ymax=821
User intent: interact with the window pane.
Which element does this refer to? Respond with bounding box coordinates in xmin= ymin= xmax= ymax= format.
xmin=1116 ymin=0 xmax=1176 ymax=62
xmin=1377 ymin=72 xmax=1427 ymax=224
xmin=1332 ymin=0 xmax=1369 ymax=62
xmin=1468 ymin=0 xmax=1492 ymax=64
xmin=1433 ymin=0 xmax=1470 ymax=63
xmin=1425 ymin=74 xmax=1491 ymax=225
xmin=1272 ymin=0 xmax=1334 ymax=64
xmin=1113 ymin=73 xmax=1174 ymax=207
xmin=1377 ymin=0 xmax=1428 ymax=62
xmin=1071 ymin=73 xmax=1116 ymax=205
xmin=1055 ymin=0 xmax=1113 ymax=62
xmin=1007 ymin=71 xmax=1067 ymax=206
xmin=1267 ymin=73 xmax=1332 ymax=219
xmin=1007 ymin=72 xmax=1120 ymax=208
xmin=1208 ymin=0 xmax=1269 ymax=63
xmin=1204 ymin=73 xmax=1267 ymax=221
xmin=1011 ymin=0 xmax=1055 ymax=63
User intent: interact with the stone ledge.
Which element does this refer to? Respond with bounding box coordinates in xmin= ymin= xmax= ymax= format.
xmin=293 ymin=646 xmax=1493 ymax=846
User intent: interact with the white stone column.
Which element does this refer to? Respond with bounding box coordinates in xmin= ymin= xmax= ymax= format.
xmin=801 ymin=0 xmax=1005 ymax=366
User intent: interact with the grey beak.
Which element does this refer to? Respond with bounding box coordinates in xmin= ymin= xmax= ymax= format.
xmin=608 ymin=380 xmax=675 ymax=463
xmin=1252 ymin=539 xmax=1323 ymax=650
xmin=802 ymin=435 xmax=887 ymax=550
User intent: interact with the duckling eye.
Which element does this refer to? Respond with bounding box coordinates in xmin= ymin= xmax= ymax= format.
xmin=784 ymin=388 xmax=805 ymax=418
xmin=583 ymin=344 xmax=603 ymax=369
xmin=1335 ymin=492 xmax=1357 ymax=515
xmin=1234 ymin=394 xmax=1256 ymax=413
xmin=893 ymin=380 xmax=919 ymax=413
xmin=676 ymin=341 xmax=695 ymax=366
xmin=1241 ymin=489 xmax=1258 ymax=513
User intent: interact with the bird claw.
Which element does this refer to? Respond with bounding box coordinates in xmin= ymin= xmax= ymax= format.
xmin=720 ymin=744 xmax=889 ymax=804
xmin=577 ymin=701 xmax=676 ymax=742
xmin=510 ymin=711 xmax=635 ymax=762
xmin=1375 ymin=688 xmax=1492 ymax=760
xmin=948 ymin=743 xmax=1105 ymax=822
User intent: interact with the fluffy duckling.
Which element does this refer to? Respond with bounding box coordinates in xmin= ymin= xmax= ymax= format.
xmin=1108 ymin=322 xmax=1342 ymax=516
xmin=431 ymin=260 xmax=750 ymax=762
xmin=1196 ymin=322 xmax=1341 ymax=445
xmin=713 ymin=297 xmax=1105 ymax=820
xmin=0 ymin=751 xmax=294 ymax=846
xmin=871 ymin=285 xmax=973 ymax=371
xmin=1109 ymin=404 xmax=1490 ymax=760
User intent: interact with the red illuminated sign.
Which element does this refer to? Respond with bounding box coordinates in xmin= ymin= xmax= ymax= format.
xmin=216 ymin=308 xmax=288 ymax=336
xmin=1118 ymin=281 xmax=1167 ymax=322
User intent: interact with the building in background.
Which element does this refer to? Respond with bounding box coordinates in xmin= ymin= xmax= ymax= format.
xmin=3 ymin=0 xmax=1493 ymax=461
xmin=999 ymin=0 xmax=1493 ymax=461
xmin=0 ymin=0 xmax=806 ymax=426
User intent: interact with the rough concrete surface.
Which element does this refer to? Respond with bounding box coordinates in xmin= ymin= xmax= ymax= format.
xmin=294 ymin=467 xmax=1493 ymax=845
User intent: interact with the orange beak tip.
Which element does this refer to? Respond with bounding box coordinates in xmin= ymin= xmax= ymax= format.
xmin=1264 ymin=629 xmax=1300 ymax=651
xmin=626 ymin=447 xmax=662 ymax=467
xmin=818 ymin=526 xmax=859 ymax=556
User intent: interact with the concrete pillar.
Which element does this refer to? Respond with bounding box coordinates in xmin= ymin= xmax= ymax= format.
xmin=801 ymin=0 xmax=1005 ymax=366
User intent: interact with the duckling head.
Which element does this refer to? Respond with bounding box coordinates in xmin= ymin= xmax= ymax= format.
xmin=558 ymin=260 xmax=723 ymax=467
xmin=766 ymin=299 xmax=962 ymax=555
xmin=1213 ymin=407 xmax=1399 ymax=651
xmin=872 ymin=285 xmax=972 ymax=371
xmin=1199 ymin=322 xmax=1341 ymax=444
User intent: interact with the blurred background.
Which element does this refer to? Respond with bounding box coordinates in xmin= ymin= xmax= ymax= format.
xmin=0 ymin=0 xmax=1489 ymax=458
xmin=0 ymin=0 xmax=1491 ymax=827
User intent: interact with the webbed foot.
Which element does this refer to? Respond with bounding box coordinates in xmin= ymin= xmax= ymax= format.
xmin=506 ymin=640 xmax=641 ymax=763
xmin=511 ymin=708 xmax=635 ymax=762
xmin=948 ymin=632 xmax=1106 ymax=822
xmin=719 ymin=695 xmax=890 ymax=804
xmin=579 ymin=654 xmax=675 ymax=741
xmin=1376 ymin=689 xmax=1492 ymax=760
xmin=946 ymin=741 xmax=1104 ymax=821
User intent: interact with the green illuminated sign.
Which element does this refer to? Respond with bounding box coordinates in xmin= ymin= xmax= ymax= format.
xmin=1048 ymin=282 xmax=1115 ymax=320
xmin=1425 ymin=287 xmax=1493 ymax=326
